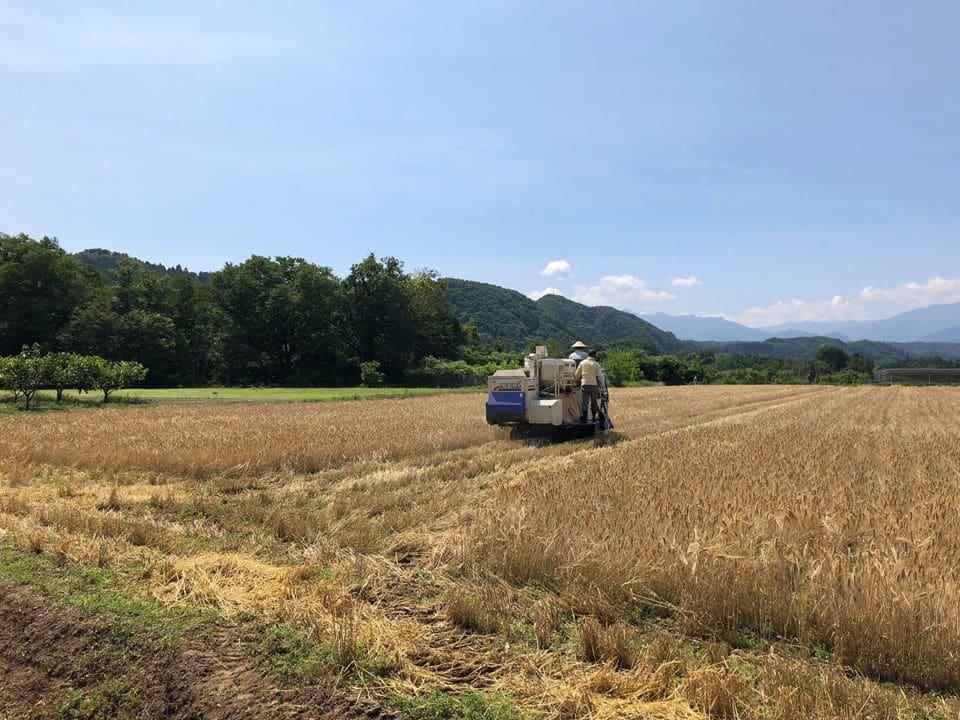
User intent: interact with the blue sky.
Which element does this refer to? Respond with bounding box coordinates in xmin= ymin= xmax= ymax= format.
xmin=3 ymin=1 xmax=959 ymax=326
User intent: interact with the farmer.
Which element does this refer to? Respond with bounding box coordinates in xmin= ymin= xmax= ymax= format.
xmin=568 ymin=341 xmax=590 ymax=363
xmin=574 ymin=350 xmax=606 ymax=423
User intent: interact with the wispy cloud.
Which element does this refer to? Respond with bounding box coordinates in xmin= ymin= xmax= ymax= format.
xmin=528 ymin=287 xmax=564 ymax=300
xmin=0 ymin=5 xmax=311 ymax=73
xmin=734 ymin=276 xmax=960 ymax=326
xmin=572 ymin=275 xmax=676 ymax=309
xmin=540 ymin=259 xmax=572 ymax=279
xmin=672 ymin=275 xmax=702 ymax=287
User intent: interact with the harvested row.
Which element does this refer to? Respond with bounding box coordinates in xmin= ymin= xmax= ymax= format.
xmin=0 ymin=393 xmax=498 ymax=477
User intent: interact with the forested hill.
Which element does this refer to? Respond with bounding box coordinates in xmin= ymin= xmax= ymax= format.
xmin=445 ymin=278 xmax=683 ymax=353
xmin=74 ymin=248 xmax=213 ymax=283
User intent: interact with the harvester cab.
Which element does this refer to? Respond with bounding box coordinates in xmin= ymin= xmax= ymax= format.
xmin=485 ymin=346 xmax=614 ymax=439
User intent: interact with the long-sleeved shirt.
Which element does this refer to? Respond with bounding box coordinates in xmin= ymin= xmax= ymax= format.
xmin=574 ymin=357 xmax=604 ymax=388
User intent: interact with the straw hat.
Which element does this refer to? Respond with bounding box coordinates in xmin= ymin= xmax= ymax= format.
xmin=570 ymin=341 xmax=589 ymax=349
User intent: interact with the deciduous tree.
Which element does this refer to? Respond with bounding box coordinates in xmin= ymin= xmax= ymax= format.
xmin=1 ymin=345 xmax=46 ymax=409
xmin=0 ymin=234 xmax=102 ymax=354
xmin=95 ymin=359 xmax=148 ymax=402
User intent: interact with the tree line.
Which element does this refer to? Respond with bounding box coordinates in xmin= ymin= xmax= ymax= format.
xmin=601 ymin=344 xmax=879 ymax=386
xmin=1 ymin=233 xmax=468 ymax=387
xmin=0 ymin=346 xmax=147 ymax=409
xmin=5 ymin=232 xmax=950 ymax=392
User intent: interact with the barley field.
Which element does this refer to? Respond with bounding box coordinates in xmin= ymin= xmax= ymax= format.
xmin=2 ymin=386 xmax=960 ymax=719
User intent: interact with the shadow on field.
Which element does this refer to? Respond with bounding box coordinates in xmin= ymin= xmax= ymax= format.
xmin=593 ymin=430 xmax=628 ymax=447
xmin=502 ymin=427 xmax=628 ymax=447
xmin=0 ymin=394 xmax=150 ymax=414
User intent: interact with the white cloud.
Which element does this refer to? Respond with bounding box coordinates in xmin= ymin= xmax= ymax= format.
xmin=735 ymin=295 xmax=864 ymax=327
xmin=858 ymin=276 xmax=960 ymax=307
xmin=572 ymin=275 xmax=676 ymax=309
xmin=540 ymin=259 xmax=572 ymax=279
xmin=528 ymin=287 xmax=564 ymax=301
xmin=672 ymin=275 xmax=702 ymax=287
xmin=734 ymin=276 xmax=960 ymax=327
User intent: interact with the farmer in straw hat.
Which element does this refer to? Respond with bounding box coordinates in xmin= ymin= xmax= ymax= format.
xmin=568 ymin=340 xmax=590 ymax=363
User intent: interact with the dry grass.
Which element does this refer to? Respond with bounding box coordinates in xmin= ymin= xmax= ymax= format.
xmin=579 ymin=619 xmax=637 ymax=669
xmin=444 ymin=581 xmax=509 ymax=634
xmin=2 ymin=386 xmax=960 ymax=719
xmin=0 ymin=394 xmax=499 ymax=477
xmin=467 ymin=387 xmax=960 ymax=691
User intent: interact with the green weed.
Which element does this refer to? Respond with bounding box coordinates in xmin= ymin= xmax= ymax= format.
xmin=399 ymin=691 xmax=527 ymax=720
xmin=60 ymin=679 xmax=143 ymax=720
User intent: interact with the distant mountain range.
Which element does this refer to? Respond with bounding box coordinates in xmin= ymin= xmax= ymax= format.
xmin=759 ymin=302 xmax=960 ymax=343
xmin=636 ymin=313 xmax=771 ymax=342
xmin=638 ymin=303 xmax=960 ymax=344
xmin=445 ymin=280 xmax=960 ymax=361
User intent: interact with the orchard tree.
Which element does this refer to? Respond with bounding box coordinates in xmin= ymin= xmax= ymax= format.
xmin=1 ymin=345 xmax=46 ymax=409
xmin=73 ymin=355 xmax=103 ymax=397
xmin=95 ymin=359 xmax=147 ymax=402
xmin=41 ymin=352 xmax=81 ymax=403
xmin=0 ymin=356 xmax=12 ymax=402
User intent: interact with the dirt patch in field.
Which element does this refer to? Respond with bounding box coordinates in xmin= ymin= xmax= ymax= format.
xmin=0 ymin=579 xmax=398 ymax=720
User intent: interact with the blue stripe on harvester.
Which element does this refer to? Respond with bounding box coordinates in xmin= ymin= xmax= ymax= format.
xmin=487 ymin=391 xmax=525 ymax=412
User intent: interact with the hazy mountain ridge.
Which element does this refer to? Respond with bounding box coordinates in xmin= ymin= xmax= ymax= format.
xmin=919 ymin=325 xmax=960 ymax=343
xmin=639 ymin=302 xmax=960 ymax=344
xmin=760 ymin=302 xmax=960 ymax=342
xmin=635 ymin=312 xmax=770 ymax=342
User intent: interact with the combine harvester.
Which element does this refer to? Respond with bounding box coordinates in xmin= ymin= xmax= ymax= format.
xmin=485 ymin=346 xmax=614 ymax=439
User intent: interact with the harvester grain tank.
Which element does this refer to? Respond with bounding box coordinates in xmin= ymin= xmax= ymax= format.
xmin=485 ymin=346 xmax=613 ymax=438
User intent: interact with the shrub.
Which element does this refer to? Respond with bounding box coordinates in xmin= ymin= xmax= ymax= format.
xmin=406 ymin=356 xmax=481 ymax=387
xmin=603 ymin=349 xmax=645 ymax=386
xmin=359 ymin=361 xmax=385 ymax=388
